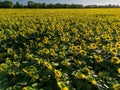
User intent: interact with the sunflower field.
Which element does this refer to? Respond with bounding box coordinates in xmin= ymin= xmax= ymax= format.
xmin=0 ymin=9 xmax=120 ymax=90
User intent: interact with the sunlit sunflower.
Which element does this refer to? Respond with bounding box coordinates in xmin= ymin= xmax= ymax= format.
xmin=74 ymin=60 xmax=82 ymax=65
xmin=98 ymin=71 xmax=105 ymax=78
xmin=116 ymin=36 xmax=120 ymax=41
xmin=115 ymin=42 xmax=120 ymax=49
xmin=43 ymin=48 xmax=49 ymax=54
xmin=111 ymin=56 xmax=120 ymax=64
xmin=90 ymin=43 xmax=97 ymax=49
xmin=49 ymin=48 xmax=56 ymax=56
xmin=91 ymin=79 xmax=97 ymax=85
xmin=105 ymin=35 xmax=113 ymax=41
xmin=110 ymin=47 xmax=118 ymax=55
xmin=54 ymin=69 xmax=62 ymax=78
xmin=43 ymin=37 xmax=49 ymax=44
xmin=113 ymin=84 xmax=120 ymax=90
xmin=76 ymin=45 xmax=82 ymax=50
xmin=22 ymin=87 xmax=27 ymax=90
xmin=52 ymin=44 xmax=58 ymax=50
xmin=75 ymin=72 xmax=87 ymax=79
xmin=72 ymin=28 xmax=78 ymax=33
xmin=94 ymin=55 xmax=103 ymax=62
xmin=95 ymin=36 xmax=100 ymax=41
xmin=57 ymin=81 xmax=69 ymax=90
xmin=61 ymin=37 xmax=66 ymax=42
xmin=61 ymin=61 xmax=71 ymax=67
xmin=44 ymin=61 xmax=53 ymax=70
xmin=80 ymin=50 xmax=87 ymax=56
xmin=62 ymin=87 xmax=69 ymax=90
xmin=117 ymin=68 xmax=120 ymax=74
xmin=57 ymin=81 xmax=62 ymax=89
xmin=81 ymin=67 xmax=91 ymax=76
xmin=107 ymin=44 xmax=113 ymax=48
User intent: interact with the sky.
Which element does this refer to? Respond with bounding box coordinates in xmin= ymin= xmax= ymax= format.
xmin=6 ymin=0 xmax=120 ymax=5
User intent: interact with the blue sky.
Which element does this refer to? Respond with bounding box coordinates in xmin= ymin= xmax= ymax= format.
xmin=9 ymin=0 xmax=120 ymax=5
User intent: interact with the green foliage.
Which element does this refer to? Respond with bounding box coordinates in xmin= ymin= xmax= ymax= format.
xmin=0 ymin=9 xmax=120 ymax=90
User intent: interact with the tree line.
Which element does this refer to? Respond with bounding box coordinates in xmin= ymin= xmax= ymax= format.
xmin=0 ymin=0 xmax=120 ymax=8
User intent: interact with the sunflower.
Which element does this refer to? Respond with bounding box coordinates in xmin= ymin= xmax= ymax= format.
xmin=107 ymin=44 xmax=113 ymax=48
xmin=72 ymin=28 xmax=78 ymax=33
xmin=43 ymin=48 xmax=49 ymax=54
xmin=54 ymin=69 xmax=62 ymax=78
xmin=113 ymin=84 xmax=120 ymax=90
xmin=43 ymin=37 xmax=49 ymax=44
xmin=49 ymin=48 xmax=56 ymax=56
xmin=75 ymin=72 xmax=87 ymax=79
xmin=81 ymin=67 xmax=91 ymax=76
xmin=111 ymin=56 xmax=120 ymax=64
xmin=57 ymin=81 xmax=62 ymax=89
xmin=44 ymin=62 xmax=53 ymax=70
xmin=37 ymin=43 xmax=44 ymax=48
xmin=76 ymin=45 xmax=82 ymax=50
xmin=14 ymin=53 xmax=18 ymax=59
xmin=57 ymin=82 xmax=69 ymax=90
xmin=116 ymin=31 xmax=120 ymax=35
xmin=105 ymin=35 xmax=113 ymax=41
xmin=70 ymin=45 xmax=76 ymax=50
xmin=61 ymin=61 xmax=71 ymax=67
xmin=74 ymin=60 xmax=82 ymax=65
xmin=98 ymin=72 xmax=105 ymax=78
xmin=52 ymin=44 xmax=58 ymax=50
xmin=80 ymin=50 xmax=87 ymax=56
xmin=116 ymin=36 xmax=120 ymax=41
xmin=117 ymin=68 xmax=120 ymax=74
xmin=91 ymin=79 xmax=97 ymax=85
xmin=101 ymin=34 xmax=106 ymax=39
xmin=115 ymin=42 xmax=120 ymax=49
xmin=102 ymin=45 xmax=107 ymax=51
xmin=2 ymin=35 xmax=6 ymax=40
xmin=94 ymin=55 xmax=103 ymax=63
xmin=7 ymin=48 xmax=13 ymax=54
xmin=62 ymin=87 xmax=69 ymax=90
xmin=95 ymin=36 xmax=100 ymax=41
xmin=65 ymin=37 xmax=69 ymax=42
xmin=22 ymin=87 xmax=27 ymax=90
xmin=110 ymin=47 xmax=118 ymax=55
xmin=90 ymin=43 xmax=97 ymax=49
xmin=61 ymin=36 xmax=66 ymax=42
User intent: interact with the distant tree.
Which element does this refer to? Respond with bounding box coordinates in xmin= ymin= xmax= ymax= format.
xmin=85 ymin=5 xmax=98 ymax=8
xmin=41 ymin=3 xmax=46 ymax=8
xmin=0 ymin=2 xmax=2 ymax=8
xmin=13 ymin=2 xmax=23 ymax=8
xmin=62 ymin=4 xmax=69 ymax=8
xmin=2 ymin=0 xmax=13 ymax=8
xmin=47 ymin=4 xmax=54 ymax=8
xmin=55 ymin=3 xmax=62 ymax=8
xmin=0 ymin=0 xmax=120 ymax=8
xmin=70 ymin=4 xmax=83 ymax=8
xmin=36 ymin=3 xmax=42 ymax=8
xmin=27 ymin=1 xmax=35 ymax=8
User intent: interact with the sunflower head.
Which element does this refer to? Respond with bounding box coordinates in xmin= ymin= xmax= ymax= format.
xmin=81 ymin=67 xmax=91 ymax=76
xmin=75 ymin=72 xmax=87 ymax=79
xmin=94 ymin=55 xmax=103 ymax=63
xmin=117 ymin=68 xmax=120 ymax=74
xmin=90 ymin=43 xmax=97 ymax=49
xmin=111 ymin=57 xmax=120 ymax=64
xmin=44 ymin=61 xmax=53 ymax=70
xmin=115 ymin=42 xmax=120 ymax=49
xmin=54 ymin=69 xmax=62 ymax=78
xmin=110 ymin=47 xmax=118 ymax=55
xmin=113 ymin=84 xmax=120 ymax=90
